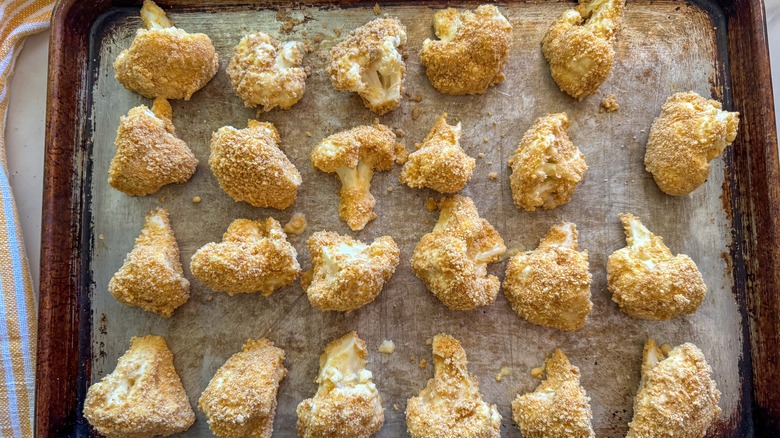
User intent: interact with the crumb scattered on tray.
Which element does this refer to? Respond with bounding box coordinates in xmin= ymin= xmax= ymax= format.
xmin=395 ymin=128 xmax=406 ymax=138
xmin=531 ymin=367 xmax=544 ymax=378
xmin=374 ymin=3 xmax=381 ymax=15
xmin=495 ymin=367 xmax=512 ymax=382
xmin=333 ymin=27 xmax=341 ymax=37
xmin=192 ymin=196 xmax=201 ymax=204
xmin=98 ymin=234 xmax=105 ymax=241
xmin=305 ymin=131 xmax=312 ymax=137
xmin=419 ymin=359 xmax=427 ymax=369
xmin=483 ymin=137 xmax=489 ymax=143
xmin=283 ymin=213 xmax=307 ymax=235
xmin=393 ymin=403 xmax=399 ymax=411
xmin=478 ymin=153 xmax=485 ymax=158
xmin=387 ymin=187 xmax=393 ymax=193
xmin=378 ymin=340 xmax=395 ymax=354
xmin=600 ymin=94 xmax=620 ymax=113
xmin=411 ymin=106 xmax=422 ymax=120
xmin=425 ymin=198 xmax=437 ymax=212
xmin=489 ymin=172 xmax=498 ymax=180
xmin=425 ymin=337 xmax=433 ymax=345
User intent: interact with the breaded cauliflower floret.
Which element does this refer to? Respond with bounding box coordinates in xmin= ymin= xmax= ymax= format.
xmin=411 ymin=195 xmax=506 ymax=310
xmin=328 ymin=18 xmax=407 ymax=114
xmin=508 ymin=113 xmax=587 ymax=211
xmin=420 ymin=5 xmax=513 ymax=95
xmin=113 ymin=0 xmax=219 ymax=100
xmin=627 ymin=340 xmax=721 ymax=438
xmin=406 ymin=333 xmax=501 ymax=438
xmin=83 ymin=336 xmax=195 ymax=438
xmin=190 ymin=218 xmax=301 ymax=296
xmin=512 ymin=350 xmax=594 ymax=438
xmin=198 ymin=339 xmax=287 ymax=438
xmin=305 ymin=231 xmax=400 ymax=312
xmin=297 ymin=332 xmax=384 ymax=438
xmin=210 ymin=120 xmax=302 ymax=210
xmin=108 ymin=208 xmax=190 ymax=318
xmin=311 ymin=124 xmax=399 ymax=231
xmin=503 ymin=222 xmax=592 ymax=331
xmin=109 ymin=98 xmax=198 ymax=196
xmin=644 ymin=91 xmax=740 ymax=196
xmin=607 ymin=213 xmax=707 ymax=320
xmin=400 ymin=113 xmax=476 ymax=193
xmin=542 ymin=0 xmax=625 ymax=100
xmin=227 ymin=32 xmax=307 ymax=112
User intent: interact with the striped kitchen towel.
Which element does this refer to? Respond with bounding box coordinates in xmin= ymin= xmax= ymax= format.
xmin=0 ymin=1 xmax=54 ymax=436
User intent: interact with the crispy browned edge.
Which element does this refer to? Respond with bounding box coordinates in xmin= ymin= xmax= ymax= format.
xmin=38 ymin=0 xmax=778 ymax=436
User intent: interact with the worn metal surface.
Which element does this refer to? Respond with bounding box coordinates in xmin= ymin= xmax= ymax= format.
xmin=88 ymin=2 xmax=741 ymax=436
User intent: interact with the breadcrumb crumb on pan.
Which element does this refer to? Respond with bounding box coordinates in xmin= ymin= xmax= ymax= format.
xmin=405 ymin=333 xmax=501 ymax=438
xmin=508 ymin=112 xmax=587 ymax=211
xmin=108 ymin=208 xmax=190 ymax=318
xmin=400 ymin=113 xmax=476 ymax=193
xmin=198 ymin=339 xmax=287 ymax=438
xmin=644 ymin=91 xmax=739 ymax=196
xmin=503 ymin=222 xmax=593 ymax=331
xmin=420 ymin=5 xmax=513 ymax=95
xmin=83 ymin=335 xmax=195 ymax=438
xmin=411 ymin=195 xmax=506 ymax=311
xmin=305 ymin=231 xmax=400 ymax=312
xmin=108 ymin=98 xmax=198 ymax=197
xmin=190 ymin=217 xmax=300 ymax=296
xmin=297 ymin=332 xmax=384 ymax=438
xmin=113 ymin=0 xmax=219 ymax=100
xmin=626 ymin=340 xmax=721 ymax=438
xmin=512 ymin=349 xmax=595 ymax=438
xmin=607 ymin=213 xmax=707 ymax=320
xmin=210 ymin=120 xmax=302 ymax=210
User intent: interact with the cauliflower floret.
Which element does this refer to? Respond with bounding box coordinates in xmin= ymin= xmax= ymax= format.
xmin=328 ymin=18 xmax=407 ymax=114
xmin=297 ymin=332 xmax=384 ymax=438
xmin=406 ymin=333 xmax=501 ymax=438
xmin=311 ymin=124 xmax=400 ymax=231
xmin=190 ymin=218 xmax=301 ymax=296
xmin=607 ymin=213 xmax=707 ymax=320
xmin=644 ymin=91 xmax=740 ymax=196
xmin=109 ymin=98 xmax=198 ymax=196
xmin=113 ymin=0 xmax=219 ymax=100
xmin=420 ymin=5 xmax=513 ymax=95
xmin=227 ymin=32 xmax=307 ymax=112
xmin=503 ymin=222 xmax=592 ymax=331
xmin=198 ymin=339 xmax=287 ymax=438
xmin=627 ymin=340 xmax=721 ymax=438
xmin=512 ymin=349 xmax=594 ymax=438
xmin=411 ymin=195 xmax=506 ymax=310
xmin=305 ymin=231 xmax=400 ymax=312
xmin=542 ymin=0 xmax=625 ymax=100
xmin=210 ymin=120 xmax=302 ymax=210
xmin=508 ymin=113 xmax=587 ymax=211
xmin=108 ymin=208 xmax=190 ymax=318
xmin=400 ymin=113 xmax=476 ymax=193
xmin=83 ymin=336 xmax=195 ymax=438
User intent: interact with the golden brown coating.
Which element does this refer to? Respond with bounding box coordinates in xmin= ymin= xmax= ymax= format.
xmin=297 ymin=332 xmax=384 ymax=438
xmin=210 ymin=120 xmax=302 ymax=209
xmin=420 ymin=5 xmax=513 ymax=95
xmin=511 ymin=349 xmax=594 ymax=438
xmin=328 ymin=18 xmax=407 ymax=114
xmin=626 ymin=340 xmax=721 ymax=438
xmin=406 ymin=333 xmax=501 ymax=438
xmin=400 ymin=114 xmax=475 ymax=193
xmin=503 ymin=222 xmax=592 ymax=331
xmin=311 ymin=124 xmax=399 ymax=231
xmin=190 ymin=218 xmax=300 ymax=296
xmin=644 ymin=91 xmax=740 ymax=196
xmin=83 ymin=336 xmax=195 ymax=438
xmin=227 ymin=32 xmax=307 ymax=112
xmin=108 ymin=208 xmax=190 ymax=318
xmin=198 ymin=339 xmax=287 ymax=438
xmin=109 ymin=98 xmax=198 ymax=196
xmin=305 ymin=231 xmax=400 ymax=312
xmin=411 ymin=195 xmax=506 ymax=310
xmin=607 ymin=213 xmax=707 ymax=320
xmin=542 ymin=0 xmax=625 ymax=100
xmin=508 ymin=113 xmax=587 ymax=211
xmin=113 ymin=0 xmax=219 ymax=100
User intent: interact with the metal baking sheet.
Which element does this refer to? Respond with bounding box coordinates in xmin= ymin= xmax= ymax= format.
xmin=87 ymin=2 xmax=739 ymax=436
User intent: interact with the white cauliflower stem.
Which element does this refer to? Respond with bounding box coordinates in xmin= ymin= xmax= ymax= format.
xmin=297 ymin=332 xmax=384 ymax=437
xmin=329 ymin=18 xmax=407 ymax=114
xmin=311 ymin=124 xmax=400 ymax=231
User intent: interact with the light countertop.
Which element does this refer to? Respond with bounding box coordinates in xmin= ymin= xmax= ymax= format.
xmin=6 ymin=8 xmax=780 ymax=294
